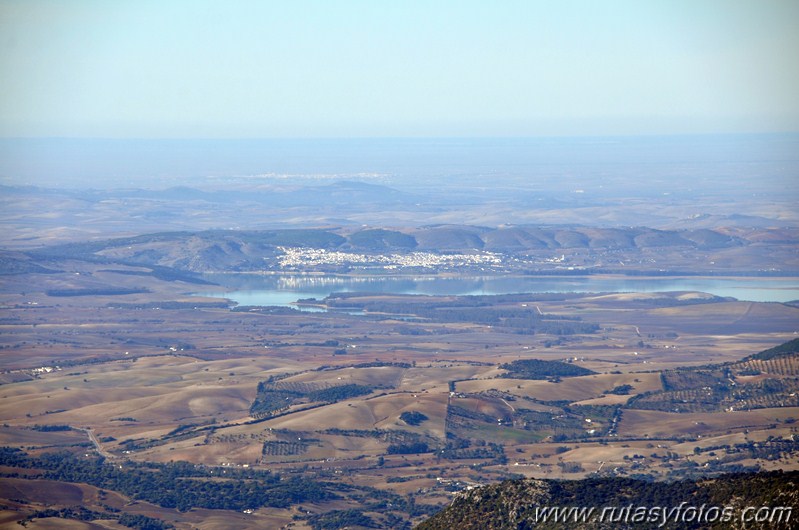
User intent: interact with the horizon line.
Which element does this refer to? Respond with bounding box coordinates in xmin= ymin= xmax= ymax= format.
xmin=2 ymin=131 xmax=798 ymax=142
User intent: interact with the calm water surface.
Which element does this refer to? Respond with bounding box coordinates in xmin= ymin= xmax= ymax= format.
xmin=196 ymin=274 xmax=799 ymax=307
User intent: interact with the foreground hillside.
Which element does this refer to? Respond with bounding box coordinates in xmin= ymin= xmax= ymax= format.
xmin=417 ymin=471 xmax=798 ymax=530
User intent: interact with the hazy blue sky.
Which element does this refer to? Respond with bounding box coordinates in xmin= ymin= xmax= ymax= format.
xmin=1 ymin=0 xmax=797 ymax=138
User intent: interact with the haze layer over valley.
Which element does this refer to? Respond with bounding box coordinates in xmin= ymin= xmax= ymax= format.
xmin=2 ymin=135 xmax=797 ymax=248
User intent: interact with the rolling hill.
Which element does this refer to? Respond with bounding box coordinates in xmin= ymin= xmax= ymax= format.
xmin=11 ymin=224 xmax=794 ymax=275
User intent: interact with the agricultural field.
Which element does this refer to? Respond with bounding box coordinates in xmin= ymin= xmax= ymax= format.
xmin=1 ymin=257 xmax=798 ymax=528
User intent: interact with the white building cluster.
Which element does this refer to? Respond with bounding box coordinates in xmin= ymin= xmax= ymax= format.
xmin=276 ymin=246 xmax=504 ymax=271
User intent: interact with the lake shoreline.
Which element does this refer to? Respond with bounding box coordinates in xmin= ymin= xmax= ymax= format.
xmin=194 ymin=272 xmax=799 ymax=306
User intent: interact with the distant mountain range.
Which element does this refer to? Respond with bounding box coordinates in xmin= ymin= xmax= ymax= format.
xmin=2 ymin=180 xmax=796 ymax=252
xmin=3 ymin=223 xmax=794 ymax=277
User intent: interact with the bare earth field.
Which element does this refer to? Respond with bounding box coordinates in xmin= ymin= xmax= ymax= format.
xmin=0 ymin=256 xmax=798 ymax=528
